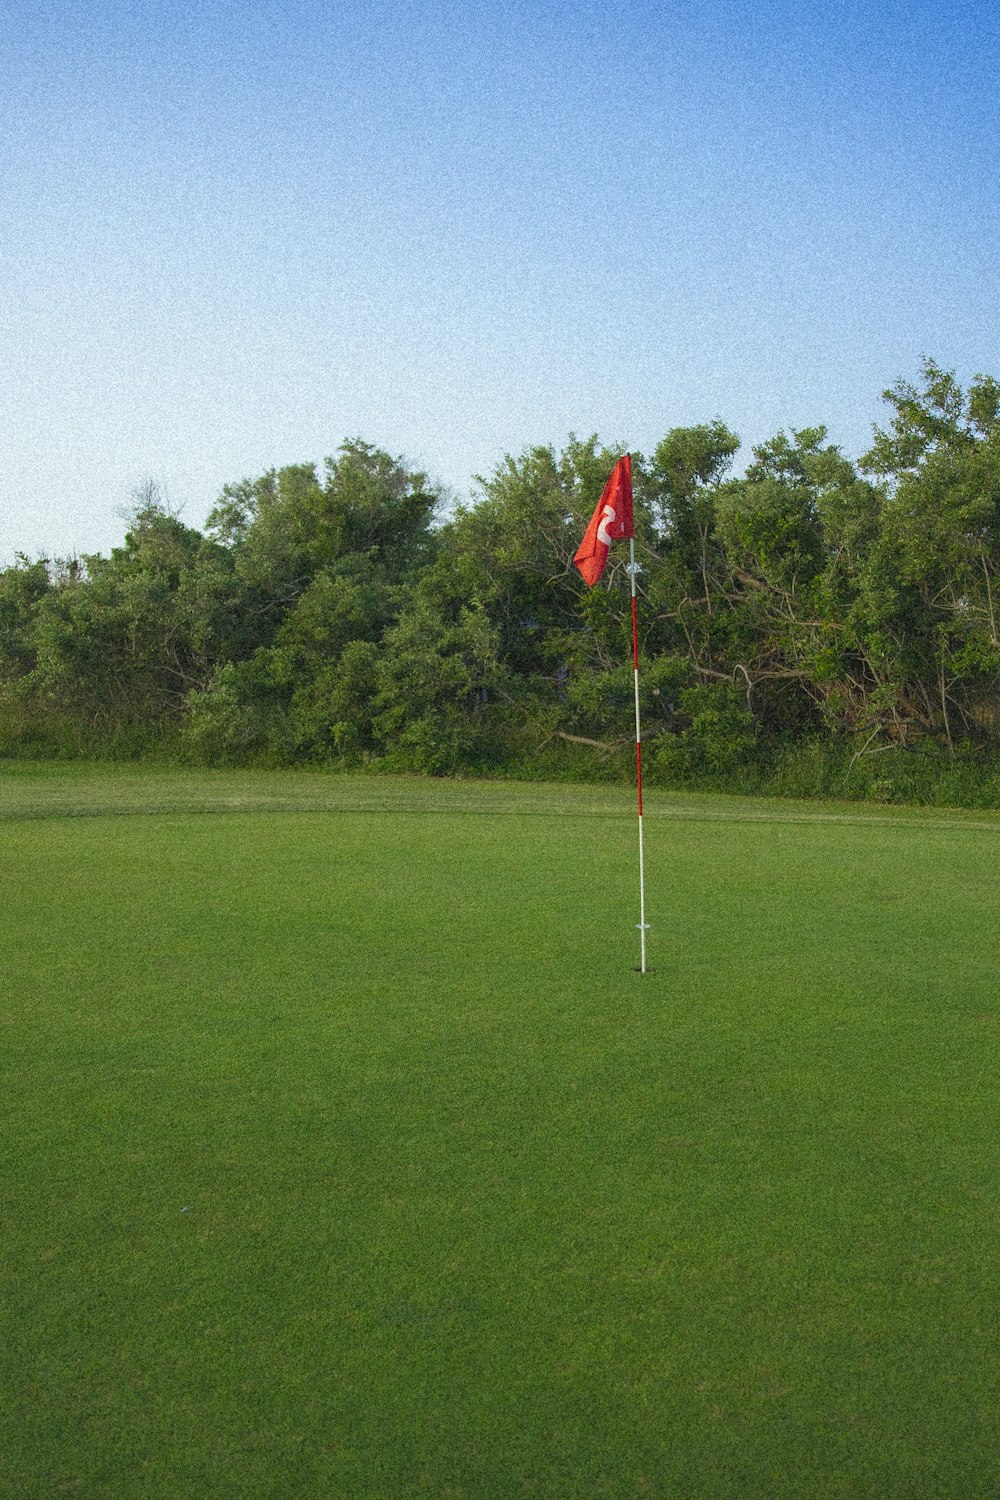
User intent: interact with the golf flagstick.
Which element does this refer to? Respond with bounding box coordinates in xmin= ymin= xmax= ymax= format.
xmin=629 ymin=537 xmax=649 ymax=974
xmin=572 ymin=454 xmax=650 ymax=974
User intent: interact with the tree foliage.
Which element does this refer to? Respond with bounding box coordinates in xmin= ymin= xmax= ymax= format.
xmin=4 ymin=365 xmax=1000 ymax=786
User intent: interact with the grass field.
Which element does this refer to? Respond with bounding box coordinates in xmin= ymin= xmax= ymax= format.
xmin=3 ymin=762 xmax=1000 ymax=1498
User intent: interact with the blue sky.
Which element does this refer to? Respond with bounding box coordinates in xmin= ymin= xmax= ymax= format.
xmin=3 ymin=0 xmax=999 ymax=560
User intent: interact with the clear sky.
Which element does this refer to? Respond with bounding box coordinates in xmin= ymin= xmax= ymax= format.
xmin=3 ymin=0 xmax=999 ymax=561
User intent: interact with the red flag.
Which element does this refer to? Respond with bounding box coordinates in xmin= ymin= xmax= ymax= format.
xmin=573 ymin=454 xmax=634 ymax=586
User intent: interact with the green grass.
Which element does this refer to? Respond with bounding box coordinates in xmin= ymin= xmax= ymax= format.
xmin=3 ymin=763 xmax=1000 ymax=1497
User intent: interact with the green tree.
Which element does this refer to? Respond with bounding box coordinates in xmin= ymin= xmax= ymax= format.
xmin=0 ymin=554 xmax=52 ymax=748
xmin=368 ymin=596 xmax=505 ymax=773
xmin=187 ymin=442 xmax=441 ymax=760
xmin=859 ymin=360 xmax=1000 ymax=749
xmin=0 ymin=554 xmax=50 ymax=680
xmin=27 ymin=494 xmax=217 ymax=740
xmin=206 ymin=441 xmax=439 ymax=609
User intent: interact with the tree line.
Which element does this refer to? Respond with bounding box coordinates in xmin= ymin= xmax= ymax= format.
xmin=4 ymin=361 xmax=1000 ymax=800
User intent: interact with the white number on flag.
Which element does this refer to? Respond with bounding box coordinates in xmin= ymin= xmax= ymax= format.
xmin=597 ymin=504 xmax=617 ymax=546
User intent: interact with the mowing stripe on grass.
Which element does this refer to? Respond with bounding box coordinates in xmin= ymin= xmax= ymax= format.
xmin=5 ymin=760 xmax=1000 ymax=833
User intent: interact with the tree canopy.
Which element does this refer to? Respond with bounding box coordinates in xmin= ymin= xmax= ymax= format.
xmin=5 ymin=363 xmax=1000 ymax=798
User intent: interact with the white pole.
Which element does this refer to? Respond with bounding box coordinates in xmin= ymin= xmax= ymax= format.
xmin=629 ymin=539 xmax=649 ymax=973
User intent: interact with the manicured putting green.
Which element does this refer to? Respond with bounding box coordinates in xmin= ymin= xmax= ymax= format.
xmin=3 ymin=764 xmax=1000 ymax=1497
